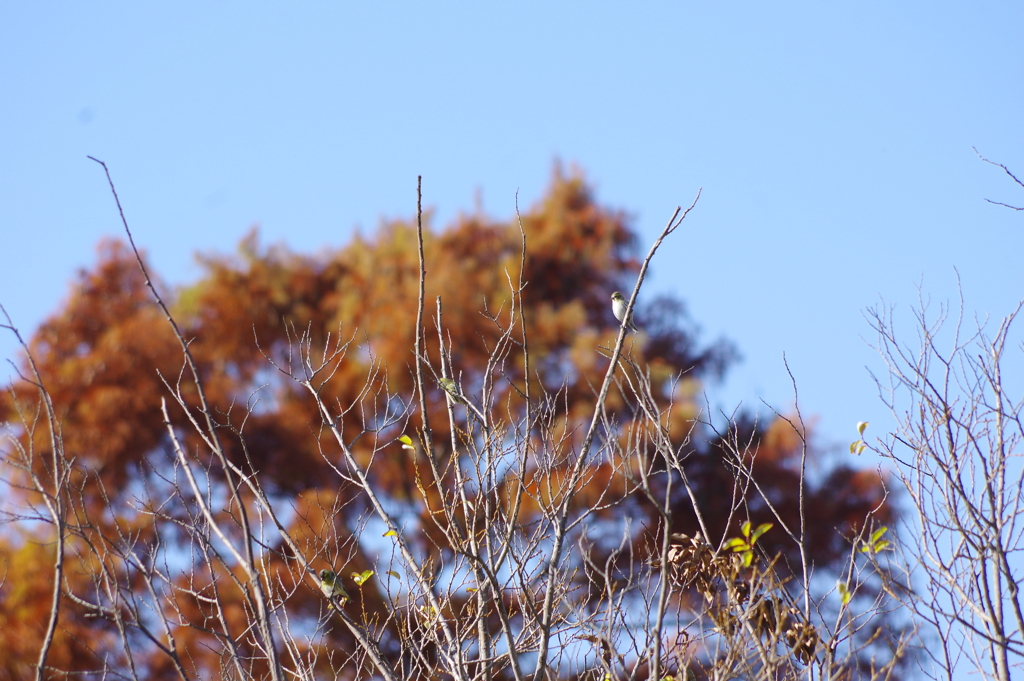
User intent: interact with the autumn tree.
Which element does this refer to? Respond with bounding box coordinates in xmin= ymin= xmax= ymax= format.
xmin=0 ymin=166 xmax=902 ymax=680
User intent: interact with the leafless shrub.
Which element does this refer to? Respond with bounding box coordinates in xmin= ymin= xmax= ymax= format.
xmin=867 ymin=284 xmax=1024 ymax=681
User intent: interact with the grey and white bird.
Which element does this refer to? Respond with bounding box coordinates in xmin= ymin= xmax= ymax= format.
xmin=610 ymin=291 xmax=638 ymax=333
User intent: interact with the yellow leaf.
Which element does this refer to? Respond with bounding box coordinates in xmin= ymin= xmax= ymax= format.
xmin=723 ymin=537 xmax=748 ymax=551
xmin=750 ymin=523 xmax=772 ymax=544
xmin=837 ymin=580 xmax=852 ymax=606
xmin=383 ymin=529 xmax=398 ymax=537
xmin=351 ymin=569 xmax=374 ymax=586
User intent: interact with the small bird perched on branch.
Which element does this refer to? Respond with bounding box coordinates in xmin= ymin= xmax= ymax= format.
xmin=438 ymin=377 xmax=466 ymax=404
xmin=319 ymin=569 xmax=350 ymax=608
xmin=610 ymin=291 xmax=638 ymax=333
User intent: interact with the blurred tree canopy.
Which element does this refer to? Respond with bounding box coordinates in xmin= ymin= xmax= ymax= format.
xmin=0 ymin=168 xmax=892 ymax=678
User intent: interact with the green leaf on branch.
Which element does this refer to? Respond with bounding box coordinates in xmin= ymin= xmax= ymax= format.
xmin=860 ymin=526 xmax=891 ymax=553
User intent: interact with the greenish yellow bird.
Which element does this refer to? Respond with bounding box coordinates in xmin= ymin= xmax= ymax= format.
xmin=610 ymin=291 xmax=638 ymax=333
xmin=319 ymin=569 xmax=350 ymax=607
xmin=438 ymin=377 xmax=465 ymax=404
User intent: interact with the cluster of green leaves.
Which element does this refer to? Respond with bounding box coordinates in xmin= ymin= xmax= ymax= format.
xmin=724 ymin=521 xmax=774 ymax=568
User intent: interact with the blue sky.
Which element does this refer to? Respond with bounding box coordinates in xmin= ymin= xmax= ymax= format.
xmin=1 ymin=2 xmax=1022 ymax=459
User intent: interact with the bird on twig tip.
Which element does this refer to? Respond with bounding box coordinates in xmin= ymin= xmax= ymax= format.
xmin=610 ymin=291 xmax=638 ymax=333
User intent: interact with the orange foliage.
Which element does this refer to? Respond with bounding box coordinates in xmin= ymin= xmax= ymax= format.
xmin=0 ymin=535 xmax=119 ymax=678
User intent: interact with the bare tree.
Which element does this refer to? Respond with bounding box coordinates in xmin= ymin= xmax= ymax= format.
xmin=974 ymin=147 xmax=1024 ymax=212
xmin=867 ymin=285 xmax=1024 ymax=681
xmin=0 ymin=164 xmax=908 ymax=680
xmin=0 ymin=305 xmax=71 ymax=681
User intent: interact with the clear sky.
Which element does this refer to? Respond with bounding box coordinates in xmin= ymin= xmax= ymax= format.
xmin=2 ymin=2 xmax=1022 ymax=461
